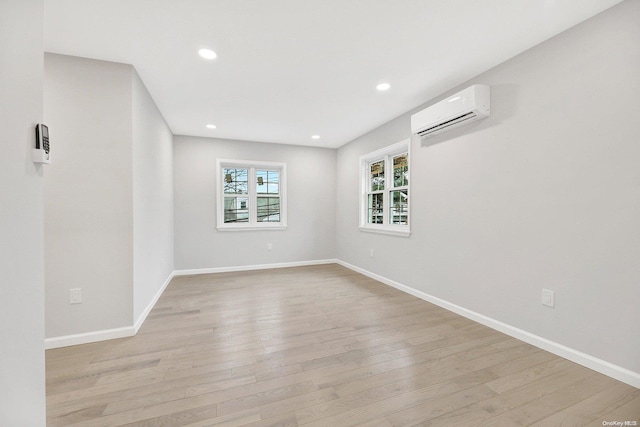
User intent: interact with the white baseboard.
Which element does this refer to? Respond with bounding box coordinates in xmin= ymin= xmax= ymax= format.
xmin=45 ymin=271 xmax=175 ymax=350
xmin=45 ymin=326 xmax=135 ymax=350
xmin=173 ymin=258 xmax=338 ymax=276
xmin=46 ymin=258 xmax=639 ymax=389
xmin=336 ymin=259 xmax=640 ymax=389
xmin=134 ymin=271 xmax=175 ymax=333
xmin=45 ymin=261 xmax=337 ymax=350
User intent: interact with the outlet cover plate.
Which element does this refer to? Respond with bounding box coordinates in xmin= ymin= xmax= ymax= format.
xmin=70 ymin=288 xmax=82 ymax=304
xmin=541 ymin=289 xmax=555 ymax=308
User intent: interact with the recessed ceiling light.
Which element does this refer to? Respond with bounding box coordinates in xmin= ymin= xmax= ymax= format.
xmin=311 ymin=135 xmax=320 ymax=139
xmin=376 ymin=83 xmax=391 ymax=91
xmin=206 ymin=124 xmax=217 ymax=129
xmin=198 ymin=48 xmax=217 ymax=60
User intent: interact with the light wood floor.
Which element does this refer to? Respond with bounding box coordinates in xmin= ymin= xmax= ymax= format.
xmin=46 ymin=264 xmax=639 ymax=426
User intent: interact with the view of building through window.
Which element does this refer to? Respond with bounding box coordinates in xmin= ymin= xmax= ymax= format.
xmin=367 ymin=151 xmax=408 ymax=225
xmin=390 ymin=153 xmax=408 ymax=225
xmin=217 ymin=160 xmax=286 ymax=229
xmin=223 ymin=168 xmax=281 ymax=223
xmin=360 ymin=140 xmax=410 ymax=236
xmin=223 ymin=168 xmax=249 ymax=223
xmin=256 ymin=170 xmax=280 ymax=222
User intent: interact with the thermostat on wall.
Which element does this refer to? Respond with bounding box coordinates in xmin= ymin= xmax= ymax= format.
xmin=33 ymin=123 xmax=51 ymax=164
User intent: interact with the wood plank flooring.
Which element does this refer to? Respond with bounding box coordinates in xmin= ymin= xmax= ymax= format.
xmin=46 ymin=264 xmax=639 ymax=426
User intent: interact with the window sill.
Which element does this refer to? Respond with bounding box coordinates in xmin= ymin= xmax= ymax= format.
xmin=217 ymin=224 xmax=287 ymax=232
xmin=359 ymin=226 xmax=411 ymax=237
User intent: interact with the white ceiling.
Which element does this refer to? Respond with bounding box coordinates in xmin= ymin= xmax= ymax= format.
xmin=44 ymin=0 xmax=622 ymax=148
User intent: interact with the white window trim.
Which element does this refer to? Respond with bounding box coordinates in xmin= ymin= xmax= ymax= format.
xmin=359 ymin=139 xmax=411 ymax=237
xmin=216 ymin=159 xmax=287 ymax=231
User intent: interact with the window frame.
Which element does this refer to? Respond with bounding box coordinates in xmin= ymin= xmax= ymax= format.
xmin=359 ymin=139 xmax=411 ymax=237
xmin=216 ymin=159 xmax=287 ymax=231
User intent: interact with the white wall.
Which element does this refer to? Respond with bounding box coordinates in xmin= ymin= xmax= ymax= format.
xmin=132 ymin=71 xmax=174 ymax=323
xmin=337 ymin=0 xmax=640 ymax=379
xmin=174 ymin=136 xmax=336 ymax=270
xmin=44 ymin=54 xmax=175 ymax=343
xmin=0 ymin=0 xmax=46 ymax=425
xmin=44 ymin=54 xmax=134 ymax=337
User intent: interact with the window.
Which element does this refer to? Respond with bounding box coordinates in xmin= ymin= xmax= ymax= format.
xmin=216 ymin=159 xmax=287 ymax=230
xmin=360 ymin=139 xmax=410 ymax=236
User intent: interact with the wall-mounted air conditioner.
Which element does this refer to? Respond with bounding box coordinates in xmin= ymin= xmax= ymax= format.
xmin=411 ymin=84 xmax=490 ymax=138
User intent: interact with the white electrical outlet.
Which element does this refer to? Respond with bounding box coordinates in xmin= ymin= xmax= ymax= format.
xmin=370 ymin=248 xmax=374 ymax=257
xmin=267 ymin=243 xmax=273 ymax=251
xmin=541 ymin=289 xmax=555 ymax=308
xmin=70 ymin=288 xmax=82 ymax=304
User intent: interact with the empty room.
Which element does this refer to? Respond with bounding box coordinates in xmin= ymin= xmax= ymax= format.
xmin=1 ymin=0 xmax=639 ymax=426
